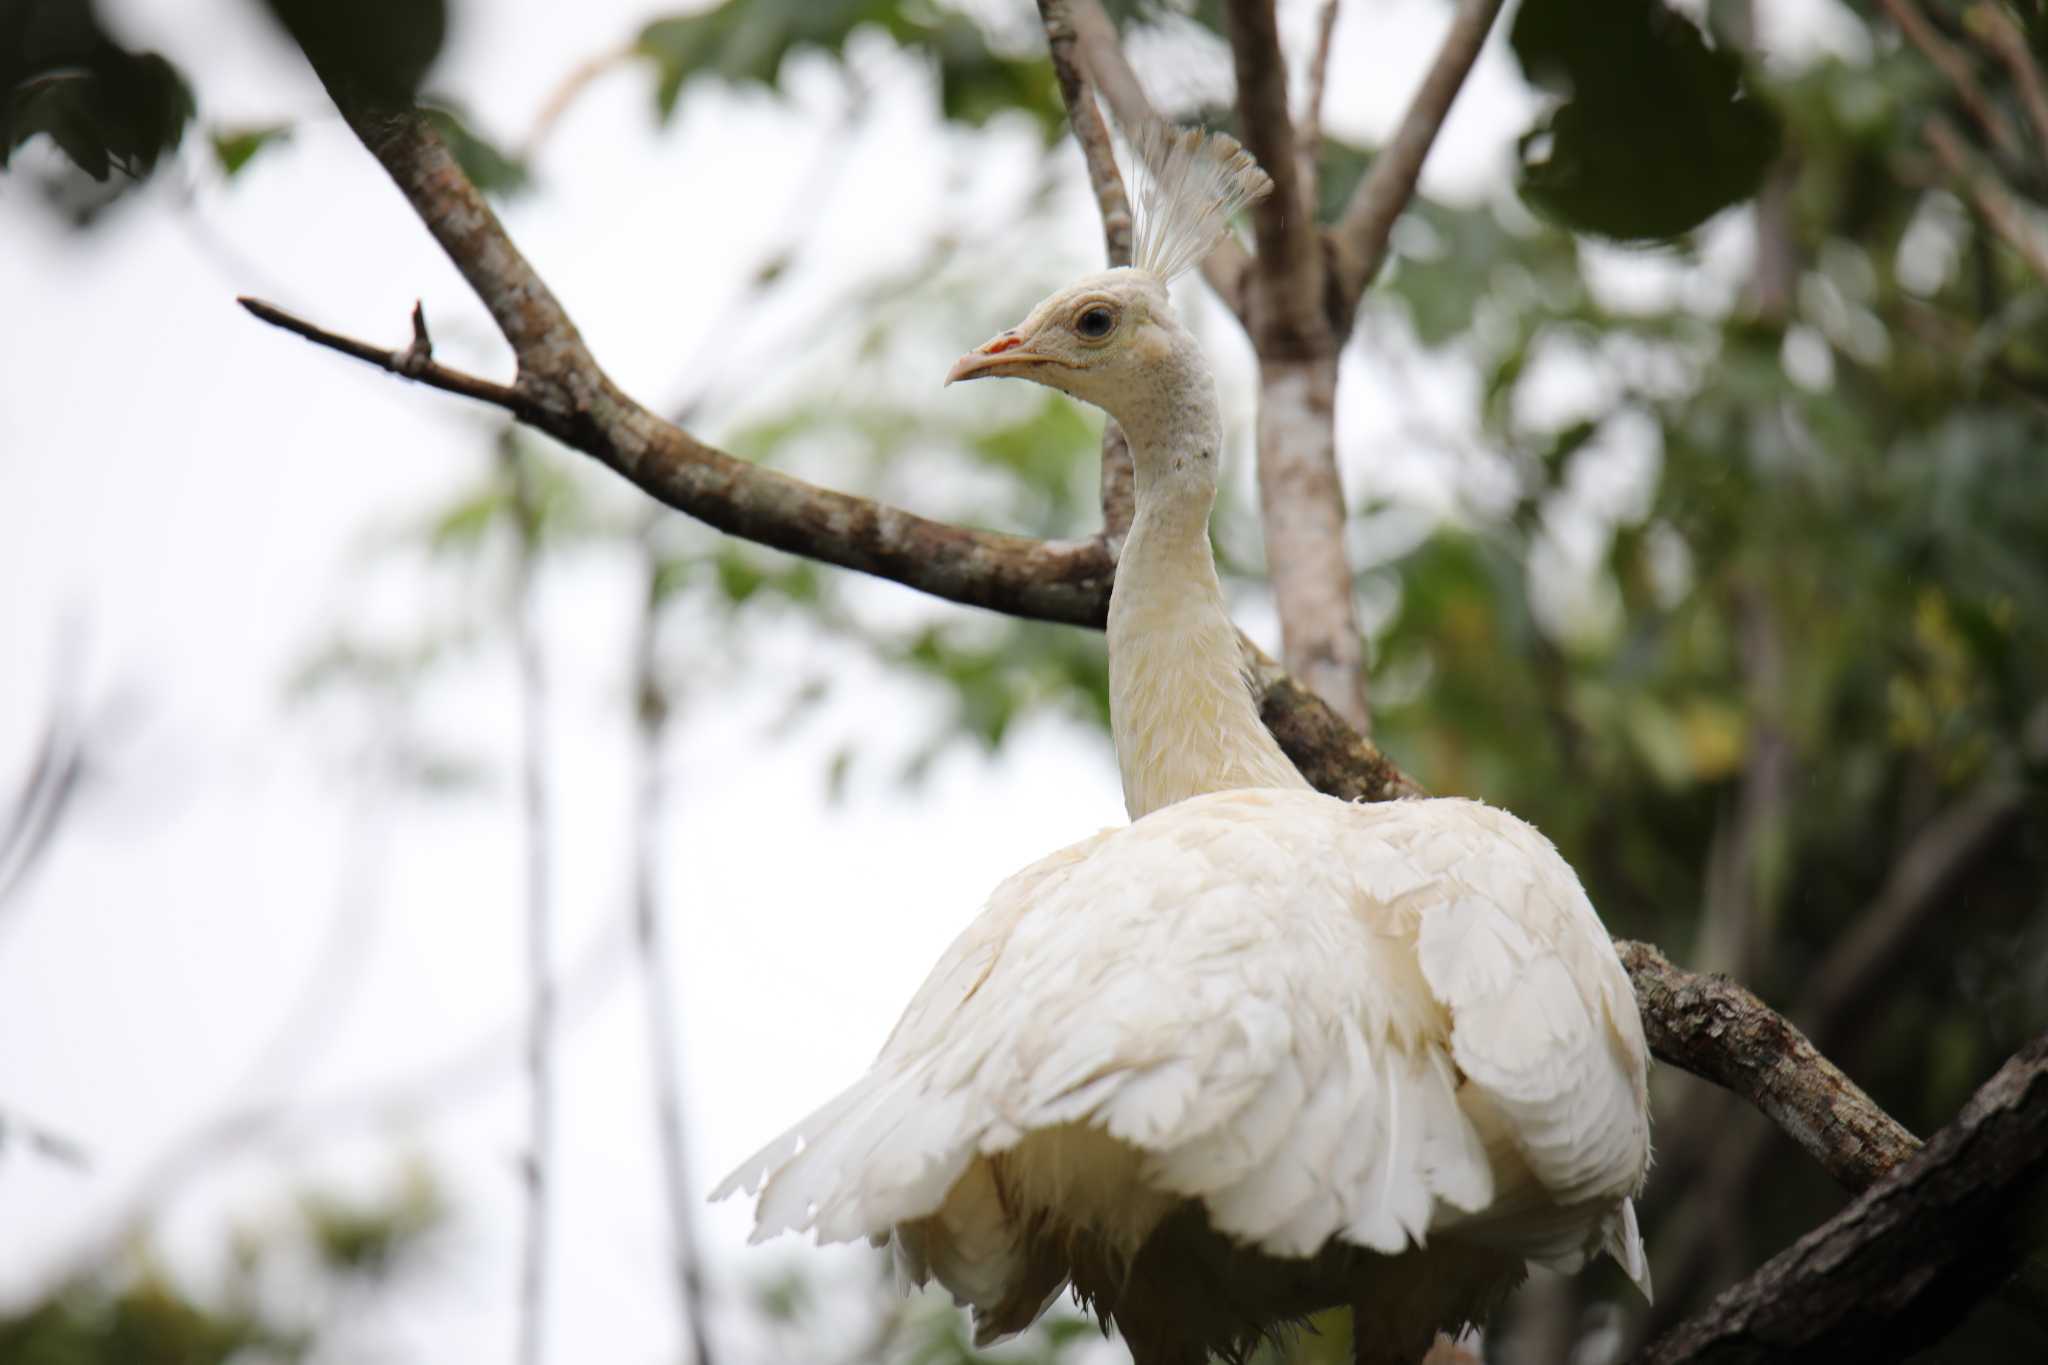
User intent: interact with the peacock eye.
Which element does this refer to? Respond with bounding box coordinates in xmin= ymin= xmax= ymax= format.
xmin=1075 ymin=306 xmax=1116 ymax=340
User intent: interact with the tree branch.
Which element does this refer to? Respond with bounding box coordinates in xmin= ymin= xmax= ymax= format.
xmin=1635 ymin=1028 xmax=2048 ymax=1364
xmin=1617 ymin=941 xmax=1922 ymax=1191
xmin=1965 ymin=3 xmax=2048 ymax=169
xmin=1040 ymin=0 xmax=1131 ymax=270
xmin=1218 ymin=1 xmax=1371 ymax=734
xmin=1066 ymin=0 xmax=1252 ymax=312
xmin=1223 ymin=0 xmax=1323 ymax=351
xmin=1039 ymin=0 xmax=1136 ymax=542
xmin=1881 ymin=0 xmax=2024 ymax=164
xmin=1926 ymin=114 xmax=2048 ymax=287
xmin=241 ymin=294 xmax=1117 ymax=626
xmin=1332 ymin=0 xmax=1504 ymax=310
xmin=1298 ymin=0 xmax=1342 ymax=214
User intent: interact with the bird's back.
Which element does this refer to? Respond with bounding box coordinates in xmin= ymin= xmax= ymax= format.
xmin=715 ymin=788 xmax=1650 ymax=1358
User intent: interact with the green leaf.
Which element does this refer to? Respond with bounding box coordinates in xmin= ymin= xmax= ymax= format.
xmin=3 ymin=0 xmax=196 ymax=187
xmin=209 ymin=122 xmax=290 ymax=178
xmin=262 ymin=0 xmax=446 ymax=102
xmin=1510 ymin=0 xmax=1780 ymax=241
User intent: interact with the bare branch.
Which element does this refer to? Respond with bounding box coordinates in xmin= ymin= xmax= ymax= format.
xmin=241 ymin=294 xmax=1117 ymax=626
xmin=1925 ymin=114 xmax=2048 ymax=286
xmin=1333 ymin=0 xmax=1504 ymax=309
xmin=1881 ymin=0 xmax=2023 ymax=163
xmin=1066 ymin=0 xmax=1252 ymax=311
xmin=1039 ymin=0 xmax=1136 ymax=542
xmin=1965 ymin=3 xmax=2048 ymax=167
xmin=1617 ymin=941 xmax=1922 ymax=1191
xmin=1250 ymin=645 xmax=1418 ymax=802
xmin=1223 ymin=0 xmax=1323 ymax=348
xmin=1298 ymin=0 xmax=1342 ymax=212
xmin=1252 ymin=353 xmax=1371 ymax=732
xmin=1039 ymin=0 xmax=1132 ymax=269
xmin=1217 ymin=4 xmax=1369 ymax=733
xmin=1635 ymin=1028 xmax=2048 ymax=1365
xmin=240 ymin=296 xmax=534 ymax=413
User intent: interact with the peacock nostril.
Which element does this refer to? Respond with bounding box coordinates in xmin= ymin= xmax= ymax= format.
xmin=982 ymin=334 xmax=1023 ymax=355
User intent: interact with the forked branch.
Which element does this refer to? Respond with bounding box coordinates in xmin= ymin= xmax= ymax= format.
xmin=1333 ymin=0 xmax=1504 ymax=310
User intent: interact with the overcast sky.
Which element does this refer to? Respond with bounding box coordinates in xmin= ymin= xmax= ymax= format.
xmin=0 ymin=1 xmax=1859 ymax=1360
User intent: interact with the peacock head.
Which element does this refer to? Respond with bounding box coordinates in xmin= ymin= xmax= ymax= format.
xmin=945 ymin=267 xmax=1179 ymax=414
xmin=945 ymin=125 xmax=1270 ymax=439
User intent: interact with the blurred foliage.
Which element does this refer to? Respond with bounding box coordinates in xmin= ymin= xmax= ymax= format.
xmin=259 ymin=0 xmax=445 ymax=103
xmin=634 ymin=0 xmax=1064 ymax=138
xmin=0 ymin=0 xmax=192 ymax=221
xmin=0 ymin=1166 xmax=442 ymax=1365
xmin=1510 ymin=0 xmax=1779 ymax=240
xmin=207 ymin=122 xmax=288 ymax=179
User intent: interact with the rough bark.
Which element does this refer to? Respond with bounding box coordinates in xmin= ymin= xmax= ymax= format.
xmin=1250 ymin=352 xmax=1371 ymax=733
xmin=1223 ymin=0 xmax=1371 ymax=735
xmin=1635 ymin=1029 xmax=2048 ymax=1364
xmin=1616 ymin=942 xmax=1922 ymax=1190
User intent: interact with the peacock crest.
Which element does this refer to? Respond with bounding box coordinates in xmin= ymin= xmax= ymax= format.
xmin=1124 ymin=123 xmax=1273 ymax=284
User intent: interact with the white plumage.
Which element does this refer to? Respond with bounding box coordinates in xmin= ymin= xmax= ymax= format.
xmin=715 ymin=129 xmax=1650 ymax=1365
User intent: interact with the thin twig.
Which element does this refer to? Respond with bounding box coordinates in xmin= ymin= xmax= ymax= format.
xmin=1925 ymin=114 xmax=2048 ymax=286
xmin=1333 ymin=0 xmax=1505 ymax=309
xmin=1881 ymin=0 xmax=2023 ymax=163
xmin=631 ymin=530 xmax=718 ymax=1365
xmin=1039 ymin=0 xmax=1132 ymax=268
xmin=239 ymin=297 xmax=534 ymax=415
xmin=0 ymin=1106 xmax=91 ymax=1170
xmin=1965 ymin=3 xmax=2048 ymax=167
xmin=1299 ymin=0 xmax=1342 ymax=216
xmin=505 ymin=442 xmax=556 ymax=1365
xmin=1223 ymin=0 xmax=1323 ymax=346
xmin=523 ymin=43 xmax=633 ymax=160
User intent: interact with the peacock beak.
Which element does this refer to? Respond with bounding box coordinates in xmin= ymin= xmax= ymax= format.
xmin=946 ymin=331 xmax=1058 ymax=385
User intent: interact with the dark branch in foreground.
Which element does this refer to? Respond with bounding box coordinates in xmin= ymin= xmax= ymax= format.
xmin=1635 ymin=1028 xmax=2048 ymax=1364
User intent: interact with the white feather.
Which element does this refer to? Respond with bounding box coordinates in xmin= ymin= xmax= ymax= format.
xmin=716 ymin=791 xmax=1652 ymax=1324
xmin=1124 ymin=124 xmax=1272 ymax=283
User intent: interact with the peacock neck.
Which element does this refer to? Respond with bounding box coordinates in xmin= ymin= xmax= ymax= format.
xmin=1105 ymin=403 xmax=1309 ymax=822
